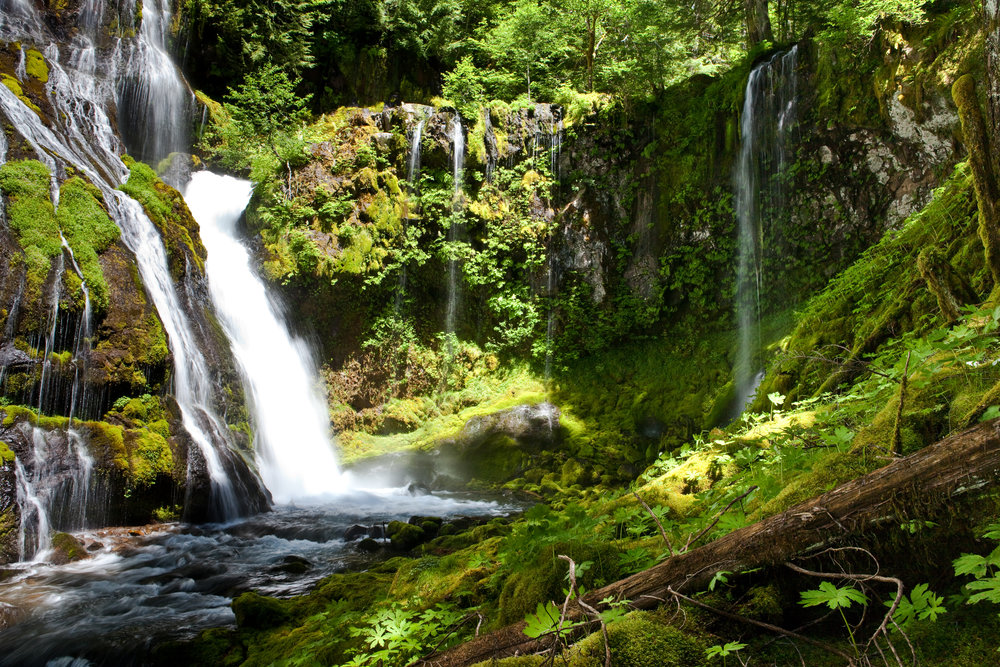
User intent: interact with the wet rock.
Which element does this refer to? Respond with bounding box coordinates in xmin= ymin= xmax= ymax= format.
xmin=272 ymin=555 xmax=311 ymax=574
xmin=49 ymin=532 xmax=90 ymax=565
xmin=460 ymin=403 xmax=562 ymax=449
xmin=357 ymin=537 xmax=381 ymax=553
xmin=406 ymin=481 xmax=431 ymax=496
xmin=344 ymin=524 xmax=368 ymax=541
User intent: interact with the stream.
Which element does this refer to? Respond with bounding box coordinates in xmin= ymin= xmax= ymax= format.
xmin=0 ymin=489 xmax=514 ymax=666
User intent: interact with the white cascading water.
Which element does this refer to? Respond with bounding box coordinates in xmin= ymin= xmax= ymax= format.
xmin=186 ymin=172 xmax=343 ymax=502
xmin=445 ymin=115 xmax=465 ymax=344
xmin=115 ymin=0 xmax=192 ymax=163
xmin=732 ymin=46 xmax=799 ymax=419
xmin=0 ymin=0 xmax=258 ymax=526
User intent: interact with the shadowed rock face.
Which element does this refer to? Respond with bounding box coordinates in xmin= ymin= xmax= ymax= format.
xmin=0 ymin=449 xmax=18 ymax=563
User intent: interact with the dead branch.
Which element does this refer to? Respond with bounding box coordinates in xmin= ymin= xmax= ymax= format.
xmin=633 ymin=490 xmax=674 ymax=554
xmin=664 ymin=586 xmax=857 ymax=665
xmin=683 ymin=485 xmax=758 ymax=552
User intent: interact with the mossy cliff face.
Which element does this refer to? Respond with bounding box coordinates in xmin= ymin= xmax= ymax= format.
xmin=219 ymin=6 xmax=975 ymax=486
xmin=0 ymin=156 xmax=249 ymax=546
xmin=0 ymin=440 xmax=19 ymax=563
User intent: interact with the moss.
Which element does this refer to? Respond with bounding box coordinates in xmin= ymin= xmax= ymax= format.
xmin=952 ymin=75 xmax=1000 ymax=288
xmin=565 ymin=611 xmax=708 ymax=667
xmin=232 ymin=592 xmax=293 ymax=630
xmin=496 ymin=539 xmax=621 ymax=626
xmin=119 ymin=158 xmax=207 ymax=279
xmin=24 ymin=48 xmax=48 ymax=83
xmin=386 ymin=520 xmax=426 ymax=551
xmin=0 ymin=441 xmax=14 ymax=463
xmin=0 ymin=161 xmax=61 ymax=295
xmin=50 ymin=531 xmax=89 ymax=564
xmin=56 ymin=177 xmax=121 ymax=313
xmin=0 ymin=73 xmax=42 ymax=114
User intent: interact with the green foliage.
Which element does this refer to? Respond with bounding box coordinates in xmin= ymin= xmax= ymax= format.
xmin=887 ymin=583 xmax=946 ymax=632
xmin=523 ymin=600 xmax=563 ymax=639
xmin=954 ymin=523 xmax=1000 ymax=611
xmin=705 ymin=641 xmax=746 ymax=661
xmin=345 ymin=602 xmax=464 ymax=666
xmin=225 ymin=63 xmax=311 ymax=154
xmin=442 ymin=56 xmax=486 ymax=118
xmin=819 ymin=0 xmax=928 ymax=43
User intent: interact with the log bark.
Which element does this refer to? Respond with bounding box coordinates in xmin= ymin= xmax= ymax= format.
xmin=416 ymin=418 xmax=1000 ymax=667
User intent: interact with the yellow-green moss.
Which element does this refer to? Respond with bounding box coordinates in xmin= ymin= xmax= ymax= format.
xmin=57 ymin=177 xmax=120 ymax=312
xmin=25 ymin=48 xmax=48 ymax=83
xmin=119 ymin=157 xmax=207 ymax=279
xmin=0 ymin=160 xmax=61 ymax=294
xmin=0 ymin=440 xmax=14 ymax=463
xmin=0 ymin=73 xmax=41 ymax=114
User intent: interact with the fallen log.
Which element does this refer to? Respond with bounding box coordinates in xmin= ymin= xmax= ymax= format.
xmin=415 ymin=418 xmax=1000 ymax=667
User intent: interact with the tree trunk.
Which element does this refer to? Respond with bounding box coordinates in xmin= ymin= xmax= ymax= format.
xmin=985 ymin=0 xmax=1000 ymax=168
xmin=416 ymin=418 xmax=1000 ymax=667
xmin=917 ymin=247 xmax=977 ymax=323
xmin=744 ymin=0 xmax=774 ymax=49
xmin=586 ymin=14 xmax=596 ymax=92
xmin=953 ymin=75 xmax=1000 ymax=288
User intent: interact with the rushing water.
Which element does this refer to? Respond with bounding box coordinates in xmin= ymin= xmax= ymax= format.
xmin=731 ymin=46 xmax=798 ymax=419
xmin=0 ymin=0 xmax=266 ymax=534
xmin=0 ymin=491 xmax=515 ymax=665
xmin=0 ymin=4 xmax=525 ymax=662
xmin=188 ymin=172 xmax=343 ymax=502
xmin=444 ymin=115 xmax=465 ymax=349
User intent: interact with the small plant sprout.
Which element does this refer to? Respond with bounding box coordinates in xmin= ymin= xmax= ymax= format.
xmin=799 ymin=581 xmax=868 ymax=654
xmin=705 ymin=641 xmax=748 ymax=665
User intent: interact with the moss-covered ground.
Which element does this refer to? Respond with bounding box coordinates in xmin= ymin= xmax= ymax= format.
xmin=159 ymin=152 xmax=1000 ymax=665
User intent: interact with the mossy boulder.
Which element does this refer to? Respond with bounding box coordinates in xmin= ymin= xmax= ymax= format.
xmin=567 ymin=612 xmax=708 ymax=667
xmin=386 ymin=520 xmax=426 ymax=551
xmin=232 ymin=591 xmax=292 ymax=630
xmin=49 ymin=531 xmax=90 ymax=564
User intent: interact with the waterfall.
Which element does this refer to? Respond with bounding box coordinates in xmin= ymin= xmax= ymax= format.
xmin=445 ymin=116 xmax=465 ymax=347
xmin=396 ymin=118 xmax=425 ymax=313
xmin=115 ymin=0 xmax=192 ymax=164
xmin=61 ymin=237 xmax=93 ymax=424
xmin=732 ymin=46 xmax=798 ymax=417
xmin=186 ymin=172 xmax=343 ymax=503
xmin=0 ymin=2 xmax=265 ymax=524
xmin=408 ymin=119 xmax=425 ymax=185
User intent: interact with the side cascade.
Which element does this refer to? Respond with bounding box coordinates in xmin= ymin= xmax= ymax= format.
xmin=0 ymin=0 xmax=267 ymax=552
xmin=444 ymin=114 xmax=465 ymax=352
xmin=396 ymin=115 xmax=426 ymax=313
xmin=186 ymin=172 xmax=343 ymax=502
xmin=732 ymin=46 xmax=799 ymax=418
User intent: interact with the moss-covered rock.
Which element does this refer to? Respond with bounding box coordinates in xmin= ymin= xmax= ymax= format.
xmin=232 ymin=592 xmax=292 ymax=630
xmin=56 ymin=177 xmax=120 ymax=313
xmin=49 ymin=531 xmax=90 ymax=564
xmin=386 ymin=520 xmax=426 ymax=551
xmin=118 ymin=158 xmax=207 ymax=280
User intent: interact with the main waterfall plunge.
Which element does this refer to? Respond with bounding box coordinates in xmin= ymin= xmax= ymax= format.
xmin=186 ymin=172 xmax=342 ymax=502
xmin=0 ymin=2 xmax=518 ymax=657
